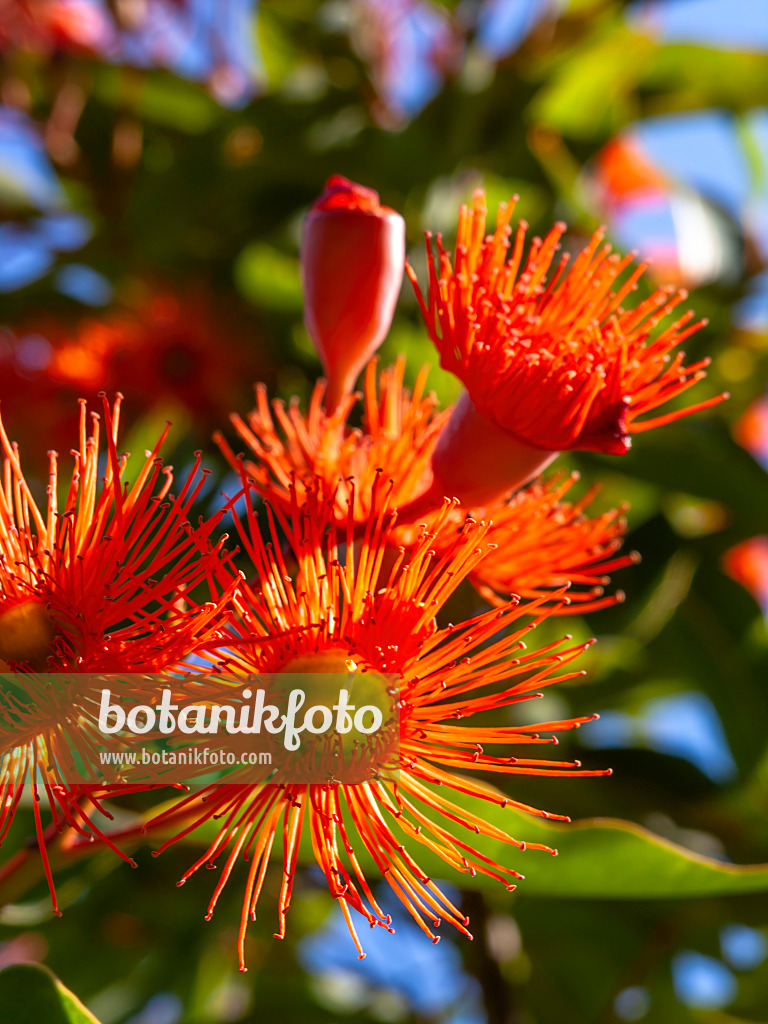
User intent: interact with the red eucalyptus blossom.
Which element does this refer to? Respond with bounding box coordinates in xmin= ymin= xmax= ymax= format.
xmin=0 ymin=396 xmax=234 ymax=911
xmin=149 ymin=483 xmax=609 ymax=968
xmin=407 ymin=190 xmax=727 ymax=505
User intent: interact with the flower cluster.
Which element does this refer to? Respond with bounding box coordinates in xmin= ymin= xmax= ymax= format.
xmin=0 ymin=175 xmax=724 ymax=965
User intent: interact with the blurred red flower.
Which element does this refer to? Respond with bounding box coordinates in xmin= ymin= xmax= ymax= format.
xmin=722 ymin=537 xmax=768 ymax=609
xmin=2 ymin=285 xmax=266 ymax=457
xmin=593 ymin=137 xmax=670 ymax=211
xmin=734 ymin=394 xmax=768 ymax=464
xmin=0 ymin=0 xmax=113 ymax=55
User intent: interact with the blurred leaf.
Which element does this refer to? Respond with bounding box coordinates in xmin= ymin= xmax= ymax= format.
xmin=0 ymin=963 xmax=102 ymax=1024
xmin=529 ymin=27 xmax=654 ymax=138
xmin=235 ymin=242 xmax=303 ymax=311
xmin=565 ymin=0 xmax=613 ymax=11
xmin=600 ymin=423 xmax=768 ymax=539
xmin=138 ymin=78 xmax=221 ymax=134
xmin=93 ymin=69 xmax=220 ymax=134
xmin=651 ymin=564 xmax=768 ymax=777
xmin=122 ymin=404 xmax=190 ymax=470
xmin=568 ymin=464 xmax=662 ymax=525
xmin=378 ymin=319 xmax=463 ymax=404
xmin=417 ymin=799 xmax=768 ymax=899
xmin=257 ymin=7 xmax=299 ymax=89
xmin=644 ymin=46 xmax=768 ymax=108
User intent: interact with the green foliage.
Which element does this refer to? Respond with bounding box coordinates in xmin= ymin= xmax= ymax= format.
xmin=235 ymin=241 xmax=303 ymax=310
xmin=0 ymin=964 xmax=103 ymax=1024
xmin=415 ymin=801 xmax=768 ymax=899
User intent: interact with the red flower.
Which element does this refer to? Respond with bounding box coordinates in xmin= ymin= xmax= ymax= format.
xmin=407 ymin=190 xmax=727 ymax=504
xmin=593 ymin=137 xmax=670 ymax=210
xmin=216 ymin=357 xmax=447 ymax=537
xmin=722 ymin=537 xmax=768 ymax=609
xmin=0 ymin=396 xmax=234 ymax=911
xmin=216 ymin=358 xmax=634 ymax=612
xmin=0 ymin=0 xmax=113 ymax=54
xmin=149 ymin=485 xmax=608 ymax=968
xmin=3 ymin=287 xmax=263 ymax=466
xmin=734 ymin=395 xmax=768 ymax=464
xmin=41 ymin=287 xmax=260 ymax=433
xmin=302 ymin=176 xmax=405 ymax=411
xmin=470 ymin=474 xmax=637 ymax=613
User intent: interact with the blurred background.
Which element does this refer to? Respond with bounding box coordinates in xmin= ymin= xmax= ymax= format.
xmin=1 ymin=1 xmax=768 ymax=1022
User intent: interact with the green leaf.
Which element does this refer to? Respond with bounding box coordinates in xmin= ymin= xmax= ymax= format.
xmin=172 ymin=788 xmax=768 ymax=901
xmin=598 ymin=422 xmax=768 ymax=539
xmin=93 ymin=68 xmax=220 ymax=134
xmin=0 ymin=964 xmax=102 ymax=1024
xmin=644 ymin=45 xmax=768 ymax=109
xmin=529 ymin=27 xmax=655 ymax=138
xmin=411 ymin=797 xmax=768 ymax=899
xmin=235 ymin=242 xmax=303 ymax=310
xmin=257 ymin=7 xmax=299 ymax=89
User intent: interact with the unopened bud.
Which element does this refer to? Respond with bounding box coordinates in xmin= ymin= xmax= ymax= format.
xmin=302 ymin=175 xmax=405 ymax=411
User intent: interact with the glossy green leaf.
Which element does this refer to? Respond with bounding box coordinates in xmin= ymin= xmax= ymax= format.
xmin=174 ymin=789 xmax=768 ymax=901
xmin=0 ymin=964 xmax=102 ymax=1024
xmin=416 ymin=798 xmax=768 ymax=899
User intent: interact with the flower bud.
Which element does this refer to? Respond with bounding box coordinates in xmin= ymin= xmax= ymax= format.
xmin=301 ymin=175 xmax=405 ymax=410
